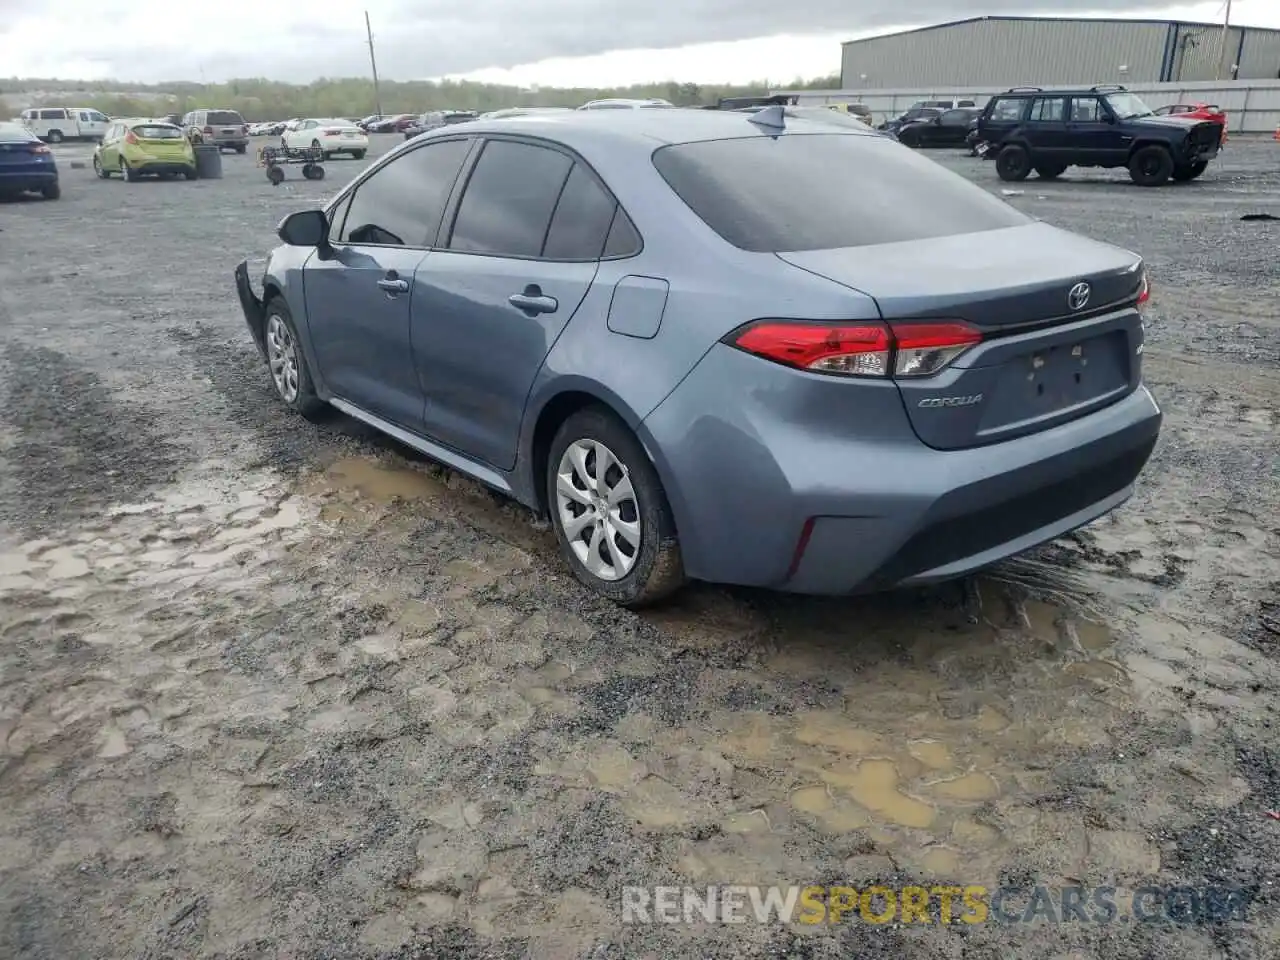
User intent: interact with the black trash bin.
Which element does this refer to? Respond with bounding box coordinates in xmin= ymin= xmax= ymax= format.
xmin=194 ymin=144 xmax=223 ymax=179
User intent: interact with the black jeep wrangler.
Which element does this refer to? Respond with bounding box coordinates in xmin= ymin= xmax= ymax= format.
xmin=977 ymin=85 xmax=1222 ymax=187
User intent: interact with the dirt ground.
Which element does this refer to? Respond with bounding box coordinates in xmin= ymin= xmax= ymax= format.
xmin=0 ymin=134 xmax=1277 ymax=960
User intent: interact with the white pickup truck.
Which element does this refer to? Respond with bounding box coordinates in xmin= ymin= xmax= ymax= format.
xmin=18 ymin=107 xmax=110 ymax=143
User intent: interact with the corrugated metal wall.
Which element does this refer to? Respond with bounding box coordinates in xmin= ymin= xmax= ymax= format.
xmin=840 ymin=19 xmax=1169 ymax=88
xmin=1169 ymin=25 xmax=1244 ymax=80
xmin=1238 ymin=29 xmax=1280 ymax=80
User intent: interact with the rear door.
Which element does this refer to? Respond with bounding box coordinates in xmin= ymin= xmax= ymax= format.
xmin=979 ymin=95 xmax=1026 ymax=144
xmin=412 ymin=137 xmax=609 ymax=469
xmin=303 ymin=136 xmax=475 ymax=430
xmin=1023 ymin=95 xmax=1069 ymax=157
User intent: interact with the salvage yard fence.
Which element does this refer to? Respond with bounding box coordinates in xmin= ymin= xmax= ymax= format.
xmin=774 ymin=79 xmax=1280 ymax=135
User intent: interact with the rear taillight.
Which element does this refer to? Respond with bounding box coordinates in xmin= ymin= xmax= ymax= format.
xmin=1136 ymin=272 xmax=1150 ymax=308
xmin=891 ymin=321 xmax=983 ymax=377
xmin=124 ymin=130 xmax=139 ymax=145
xmin=322 ymin=128 xmax=342 ymax=135
xmin=27 ymin=143 xmax=51 ymax=154
xmin=725 ymin=319 xmax=982 ymax=379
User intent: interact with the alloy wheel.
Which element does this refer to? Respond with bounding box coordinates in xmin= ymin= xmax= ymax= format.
xmin=265 ymin=314 xmax=299 ymax=403
xmin=555 ymin=439 xmax=641 ymax=581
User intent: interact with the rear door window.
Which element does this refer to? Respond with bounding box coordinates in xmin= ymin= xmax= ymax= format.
xmin=448 ymin=139 xmax=573 ymax=258
xmin=542 ymin=163 xmax=619 ymax=260
xmin=339 ymin=137 xmax=472 ymax=247
xmin=651 ymin=133 xmax=1028 ymax=253
xmin=1029 ymin=97 xmax=1066 ymax=122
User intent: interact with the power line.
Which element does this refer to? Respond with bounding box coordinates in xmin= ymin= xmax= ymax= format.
xmin=365 ymin=11 xmax=383 ymax=118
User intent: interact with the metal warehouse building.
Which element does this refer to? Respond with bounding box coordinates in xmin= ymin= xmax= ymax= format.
xmin=841 ymin=16 xmax=1280 ymax=89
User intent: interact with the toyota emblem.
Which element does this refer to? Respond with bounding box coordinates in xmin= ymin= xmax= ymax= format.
xmin=1068 ymin=282 xmax=1091 ymax=311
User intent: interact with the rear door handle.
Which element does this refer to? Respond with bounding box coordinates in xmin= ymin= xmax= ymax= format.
xmin=508 ymin=286 xmax=558 ymax=316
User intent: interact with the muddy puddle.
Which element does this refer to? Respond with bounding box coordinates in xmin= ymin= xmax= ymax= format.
xmin=1 ymin=452 xmax=1274 ymax=955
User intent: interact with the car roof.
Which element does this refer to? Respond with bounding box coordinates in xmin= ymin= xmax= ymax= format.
xmin=416 ymin=106 xmax=881 ymax=150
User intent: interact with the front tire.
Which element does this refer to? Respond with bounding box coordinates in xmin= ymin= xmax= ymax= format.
xmin=996 ymin=145 xmax=1032 ymax=181
xmin=1172 ymin=160 xmax=1208 ymax=182
xmin=1129 ymin=145 xmax=1174 ymax=186
xmin=546 ymin=408 xmax=685 ymax=607
xmin=262 ymin=299 xmax=327 ymax=420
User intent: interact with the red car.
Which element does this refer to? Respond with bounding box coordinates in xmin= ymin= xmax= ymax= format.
xmin=1153 ymin=103 xmax=1228 ymax=143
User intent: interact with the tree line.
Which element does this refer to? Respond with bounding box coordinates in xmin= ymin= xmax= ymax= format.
xmin=2 ymin=75 xmax=841 ymax=121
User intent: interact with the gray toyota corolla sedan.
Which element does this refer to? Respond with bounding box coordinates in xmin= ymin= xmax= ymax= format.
xmin=234 ymin=106 xmax=1161 ymax=607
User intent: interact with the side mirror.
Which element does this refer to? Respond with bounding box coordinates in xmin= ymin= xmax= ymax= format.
xmin=277 ymin=209 xmax=329 ymax=247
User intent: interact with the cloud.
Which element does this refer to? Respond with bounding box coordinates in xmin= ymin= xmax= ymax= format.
xmin=0 ymin=1 xmax=1265 ymax=83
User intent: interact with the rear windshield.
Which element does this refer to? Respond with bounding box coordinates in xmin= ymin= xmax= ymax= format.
xmin=651 ymin=133 xmax=1030 ymax=253
xmin=132 ymin=124 xmax=184 ymax=139
xmin=207 ymin=111 xmax=243 ymax=125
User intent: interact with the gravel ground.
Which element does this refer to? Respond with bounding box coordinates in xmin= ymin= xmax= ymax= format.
xmin=0 ymin=134 xmax=1278 ymax=960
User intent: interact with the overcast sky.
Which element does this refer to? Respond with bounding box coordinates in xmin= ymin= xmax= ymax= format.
xmin=1 ymin=1 xmax=1275 ymax=86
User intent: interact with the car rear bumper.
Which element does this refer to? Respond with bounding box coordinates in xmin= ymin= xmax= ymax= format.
xmin=0 ymin=170 xmax=57 ymax=191
xmin=212 ymin=139 xmax=249 ymax=149
xmin=639 ymin=343 xmax=1162 ymax=595
xmin=132 ymin=160 xmax=195 ymax=173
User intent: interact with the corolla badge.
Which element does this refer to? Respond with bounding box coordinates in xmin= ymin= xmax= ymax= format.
xmin=1067 ymin=281 xmax=1091 ymax=311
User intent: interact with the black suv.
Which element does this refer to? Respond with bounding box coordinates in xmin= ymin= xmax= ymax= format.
xmin=978 ymin=85 xmax=1222 ymax=186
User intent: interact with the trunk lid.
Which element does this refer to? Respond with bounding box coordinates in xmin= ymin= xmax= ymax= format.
xmin=0 ymin=141 xmax=51 ymax=174
xmin=778 ymin=222 xmax=1146 ymax=450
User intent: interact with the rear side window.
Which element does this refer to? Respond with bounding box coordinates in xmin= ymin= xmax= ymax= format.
xmin=542 ymin=164 xmax=619 ymax=260
xmin=340 ymin=138 xmax=471 ymax=247
xmin=40 ymin=109 xmax=66 ymax=120
xmin=1029 ymin=97 xmax=1066 ymax=122
xmin=652 ymin=133 xmax=1029 ymax=253
xmin=987 ymin=98 xmax=1024 ymax=122
xmin=449 ymin=140 xmax=572 ymax=258
xmin=207 ymin=111 xmax=243 ymax=125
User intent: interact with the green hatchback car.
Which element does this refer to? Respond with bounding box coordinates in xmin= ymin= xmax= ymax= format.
xmin=93 ymin=119 xmax=197 ymax=181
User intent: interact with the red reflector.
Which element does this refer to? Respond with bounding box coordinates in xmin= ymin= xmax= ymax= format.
xmin=730 ymin=321 xmax=891 ymax=377
xmin=786 ymin=517 xmax=816 ymax=580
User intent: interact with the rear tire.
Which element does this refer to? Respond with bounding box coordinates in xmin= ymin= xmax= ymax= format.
xmin=93 ymin=155 xmax=108 ymax=179
xmin=996 ymin=145 xmax=1032 ymax=181
xmin=1172 ymin=160 xmax=1208 ymax=182
xmin=262 ymin=299 xmax=327 ymax=421
xmin=546 ymin=407 xmax=685 ymax=607
xmin=1128 ymin=145 xmax=1174 ymax=187
xmin=41 ymin=182 xmax=60 ymax=200
xmin=235 ymin=144 xmax=247 ymax=154
xmin=1035 ymin=163 xmax=1066 ymax=179
xmin=351 ymin=149 xmax=366 ymax=160
xmin=121 ymin=158 xmax=137 ymax=182
xmin=184 ymin=167 xmax=197 ymax=181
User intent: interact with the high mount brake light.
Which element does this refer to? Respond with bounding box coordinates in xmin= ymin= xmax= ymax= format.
xmin=725 ymin=319 xmax=983 ymax=379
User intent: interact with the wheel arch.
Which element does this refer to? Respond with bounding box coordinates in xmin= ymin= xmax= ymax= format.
xmin=1127 ymin=138 xmax=1175 ymax=160
xmin=519 ymin=380 xmax=687 ymax=544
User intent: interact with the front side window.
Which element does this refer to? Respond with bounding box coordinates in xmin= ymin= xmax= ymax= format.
xmin=652 ymin=133 xmax=1029 ymax=253
xmin=449 ymin=139 xmax=573 ymax=258
xmin=339 ymin=138 xmax=472 ymax=247
xmin=1071 ymin=97 xmax=1105 ymax=122
xmin=1029 ymin=97 xmax=1066 ymax=122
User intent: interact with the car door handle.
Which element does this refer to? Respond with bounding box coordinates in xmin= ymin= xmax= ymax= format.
xmin=508 ymin=286 xmax=558 ymax=316
xmin=377 ymin=274 xmax=409 ymax=294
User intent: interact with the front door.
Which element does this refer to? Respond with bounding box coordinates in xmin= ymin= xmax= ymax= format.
xmin=1066 ymin=96 xmax=1128 ymax=165
xmin=413 ymin=139 xmax=620 ymax=470
xmin=301 ymin=136 xmax=475 ymax=431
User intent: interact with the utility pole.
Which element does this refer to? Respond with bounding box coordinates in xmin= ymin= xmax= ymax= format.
xmin=1214 ymin=0 xmax=1233 ymax=81
xmin=365 ymin=11 xmax=383 ymax=117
